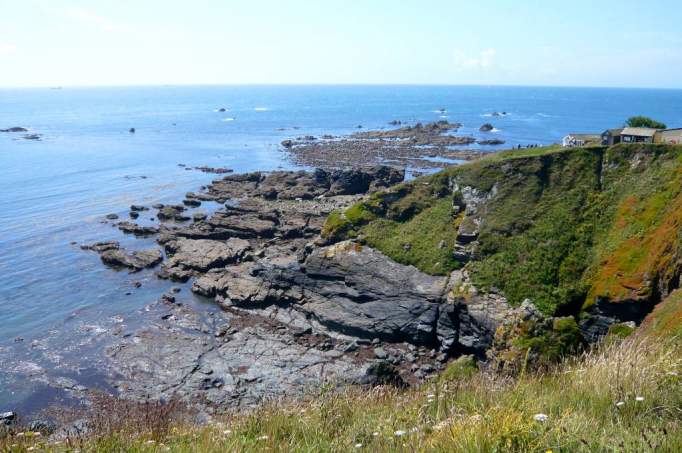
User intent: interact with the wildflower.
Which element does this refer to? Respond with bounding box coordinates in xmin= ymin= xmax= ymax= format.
xmin=427 ymin=393 xmax=436 ymax=398
xmin=533 ymin=413 xmax=549 ymax=422
xmin=257 ymin=435 xmax=269 ymax=441
xmin=433 ymin=420 xmax=449 ymax=431
xmin=635 ymin=396 xmax=644 ymax=402
xmin=223 ymin=429 xmax=232 ymax=435
xmin=616 ymin=401 xmax=625 ymax=407
xmin=355 ymin=443 xmax=363 ymax=448
xmin=394 ymin=430 xmax=407 ymax=437
xmin=411 ymin=427 xmax=419 ymax=433
xmin=372 ymin=432 xmax=379 ymax=437
xmin=146 ymin=440 xmax=156 ymax=444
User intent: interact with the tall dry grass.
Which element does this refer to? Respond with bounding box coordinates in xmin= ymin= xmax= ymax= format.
xmin=2 ymin=335 xmax=680 ymax=452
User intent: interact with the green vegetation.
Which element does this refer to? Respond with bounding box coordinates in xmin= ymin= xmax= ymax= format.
xmin=323 ymin=143 xmax=682 ymax=317
xmin=626 ymin=115 xmax=667 ymax=129
xmin=4 ymin=335 xmax=680 ymax=452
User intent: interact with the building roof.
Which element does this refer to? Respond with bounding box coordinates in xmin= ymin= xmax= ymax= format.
xmin=566 ymin=133 xmax=601 ymax=140
xmin=659 ymin=128 xmax=682 ymax=133
xmin=603 ymin=128 xmax=623 ymax=135
xmin=621 ymin=127 xmax=658 ymax=137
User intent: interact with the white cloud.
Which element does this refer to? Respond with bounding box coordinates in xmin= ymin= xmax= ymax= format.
xmin=65 ymin=7 xmax=123 ymax=33
xmin=453 ymin=48 xmax=497 ymax=70
xmin=0 ymin=44 xmax=17 ymax=55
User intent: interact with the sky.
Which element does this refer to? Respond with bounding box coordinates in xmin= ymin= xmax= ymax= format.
xmin=1 ymin=0 xmax=681 ymax=88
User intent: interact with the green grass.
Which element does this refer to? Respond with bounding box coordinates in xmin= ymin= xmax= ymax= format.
xmin=323 ymin=143 xmax=682 ymax=317
xmin=4 ymin=335 xmax=680 ymax=452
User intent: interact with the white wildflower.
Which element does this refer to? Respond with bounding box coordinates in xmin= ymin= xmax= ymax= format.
xmin=394 ymin=430 xmax=407 ymax=437
xmin=533 ymin=413 xmax=549 ymax=422
xmin=223 ymin=429 xmax=232 ymax=435
xmin=616 ymin=401 xmax=625 ymax=407
xmin=635 ymin=396 xmax=644 ymax=402
xmin=146 ymin=440 xmax=156 ymax=444
xmin=354 ymin=443 xmax=363 ymax=448
xmin=372 ymin=431 xmax=379 ymax=437
xmin=257 ymin=435 xmax=269 ymax=440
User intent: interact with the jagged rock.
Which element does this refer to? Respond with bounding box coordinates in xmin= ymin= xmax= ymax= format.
xmin=355 ymin=361 xmax=405 ymax=387
xmin=161 ymin=238 xmax=250 ymax=281
xmin=130 ymin=205 xmax=148 ymax=212
xmin=100 ymin=248 xmax=163 ymax=271
xmin=157 ymin=205 xmax=189 ymax=222
xmin=116 ymin=221 xmax=159 ymax=237
xmin=1 ymin=127 xmax=28 ymax=132
xmin=81 ymin=241 xmax=120 ymax=253
xmin=1 ymin=411 xmax=16 ymax=426
xmin=28 ymin=418 xmax=57 ymax=434
xmin=479 ymin=123 xmax=494 ymax=132
xmin=297 ymin=242 xmax=446 ymax=345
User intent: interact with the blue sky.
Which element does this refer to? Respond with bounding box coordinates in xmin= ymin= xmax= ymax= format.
xmin=1 ymin=0 xmax=681 ymax=88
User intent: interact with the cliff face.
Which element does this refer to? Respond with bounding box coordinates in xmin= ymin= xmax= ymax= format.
xmin=323 ymin=144 xmax=682 ymax=343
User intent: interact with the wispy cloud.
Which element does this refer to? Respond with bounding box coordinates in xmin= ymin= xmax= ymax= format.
xmin=65 ymin=7 xmax=124 ymax=33
xmin=453 ymin=48 xmax=497 ymax=70
xmin=0 ymin=43 xmax=17 ymax=55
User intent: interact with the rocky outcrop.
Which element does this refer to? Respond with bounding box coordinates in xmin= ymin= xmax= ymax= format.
xmin=204 ymin=166 xmax=405 ymax=203
xmin=161 ymin=238 xmax=251 ymax=282
xmin=89 ymin=246 xmax=163 ymax=271
xmin=116 ymin=221 xmax=159 ymax=237
xmin=191 ymin=241 xmax=457 ymax=348
xmin=479 ymin=123 xmax=494 ymax=132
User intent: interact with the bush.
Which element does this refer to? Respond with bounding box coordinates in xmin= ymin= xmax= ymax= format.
xmin=626 ymin=116 xmax=667 ymax=129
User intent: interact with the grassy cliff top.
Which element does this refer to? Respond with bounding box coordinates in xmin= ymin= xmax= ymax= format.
xmin=323 ymin=143 xmax=682 ymax=316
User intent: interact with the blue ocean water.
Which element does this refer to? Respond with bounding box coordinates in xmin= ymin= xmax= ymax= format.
xmin=1 ymin=85 xmax=682 ymax=411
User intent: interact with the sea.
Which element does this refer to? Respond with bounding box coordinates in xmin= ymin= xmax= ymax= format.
xmin=2 ymin=85 xmax=682 ymax=413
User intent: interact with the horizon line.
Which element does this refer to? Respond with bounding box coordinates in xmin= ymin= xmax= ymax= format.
xmin=1 ymin=82 xmax=682 ymax=91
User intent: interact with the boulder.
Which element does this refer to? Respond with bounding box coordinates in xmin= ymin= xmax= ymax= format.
xmin=100 ymin=248 xmax=163 ymax=271
xmin=479 ymin=123 xmax=494 ymax=132
xmin=1 ymin=411 xmax=16 ymax=426
xmin=157 ymin=205 xmax=190 ymax=222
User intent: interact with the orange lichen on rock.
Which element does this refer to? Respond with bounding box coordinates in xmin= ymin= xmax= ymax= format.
xmin=586 ymin=190 xmax=682 ymax=305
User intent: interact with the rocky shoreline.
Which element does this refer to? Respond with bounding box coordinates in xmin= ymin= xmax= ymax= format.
xmin=281 ymin=121 xmax=498 ymax=170
xmin=3 ymin=119 xmax=512 ymax=428
xmin=70 ymin=162 xmax=516 ymax=416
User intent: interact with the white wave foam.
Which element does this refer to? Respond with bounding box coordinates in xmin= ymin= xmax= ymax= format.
xmin=254 ymin=107 xmax=269 ymax=111
xmin=222 ymin=117 xmax=236 ymax=122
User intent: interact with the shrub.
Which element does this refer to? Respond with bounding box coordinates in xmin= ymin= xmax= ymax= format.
xmin=625 ymin=116 xmax=667 ymax=129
